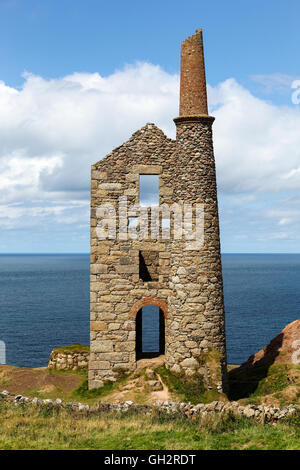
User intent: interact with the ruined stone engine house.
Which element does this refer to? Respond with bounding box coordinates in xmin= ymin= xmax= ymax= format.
xmin=89 ymin=29 xmax=227 ymax=392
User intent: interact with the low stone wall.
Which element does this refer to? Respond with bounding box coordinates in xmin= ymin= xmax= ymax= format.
xmin=48 ymin=347 xmax=89 ymax=371
xmin=1 ymin=390 xmax=298 ymax=423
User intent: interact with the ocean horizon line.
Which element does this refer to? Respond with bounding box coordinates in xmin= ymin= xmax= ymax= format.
xmin=1 ymin=250 xmax=299 ymax=367
xmin=1 ymin=252 xmax=300 ymax=256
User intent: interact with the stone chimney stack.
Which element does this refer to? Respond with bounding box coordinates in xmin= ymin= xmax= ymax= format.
xmin=171 ymin=29 xmax=228 ymax=393
xmin=179 ymin=28 xmax=208 ymax=116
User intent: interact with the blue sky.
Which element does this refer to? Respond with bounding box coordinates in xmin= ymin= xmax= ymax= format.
xmin=1 ymin=0 xmax=299 ymax=90
xmin=0 ymin=0 xmax=300 ymax=253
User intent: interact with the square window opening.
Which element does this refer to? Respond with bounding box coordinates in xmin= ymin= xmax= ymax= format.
xmin=139 ymin=174 xmax=159 ymax=207
xmin=128 ymin=217 xmax=138 ymax=228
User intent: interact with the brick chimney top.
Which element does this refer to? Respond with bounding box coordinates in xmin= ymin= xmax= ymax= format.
xmin=179 ymin=29 xmax=208 ymax=116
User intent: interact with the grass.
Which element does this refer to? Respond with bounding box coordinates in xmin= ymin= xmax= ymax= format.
xmin=72 ymin=368 xmax=163 ymax=405
xmin=157 ymin=366 xmax=225 ymax=404
xmin=250 ymin=365 xmax=289 ymax=396
xmin=51 ymin=344 xmax=90 ymax=354
xmin=0 ymin=400 xmax=299 ymax=450
xmin=72 ymin=374 xmax=129 ymax=404
xmin=0 ymin=360 xmax=299 ymax=450
xmin=1 ymin=360 xmax=299 ymax=408
xmin=228 ymin=363 xmax=300 ymax=406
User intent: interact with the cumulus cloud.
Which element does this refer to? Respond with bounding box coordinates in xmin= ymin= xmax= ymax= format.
xmin=209 ymin=78 xmax=300 ymax=193
xmin=0 ymin=152 xmax=63 ymax=203
xmin=0 ymin=63 xmax=300 ymax=251
xmin=0 ymin=63 xmax=179 ymax=204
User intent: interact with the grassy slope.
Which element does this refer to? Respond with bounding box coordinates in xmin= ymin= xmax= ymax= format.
xmin=51 ymin=344 xmax=90 ymax=354
xmin=228 ymin=363 xmax=300 ymax=406
xmin=1 ymin=362 xmax=299 ymax=406
xmin=157 ymin=366 xmax=227 ymax=404
xmin=1 ymin=360 xmax=299 ymax=450
xmin=71 ymin=362 xmax=300 ymax=407
xmin=0 ymin=365 xmax=85 ymax=403
xmin=0 ymin=401 xmax=299 ymax=450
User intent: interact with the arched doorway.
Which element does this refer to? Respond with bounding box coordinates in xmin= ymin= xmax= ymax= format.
xmin=135 ymin=304 xmax=165 ymax=360
xmin=129 ymin=298 xmax=168 ymax=361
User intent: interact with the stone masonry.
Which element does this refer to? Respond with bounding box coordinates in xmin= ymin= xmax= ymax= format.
xmin=89 ymin=29 xmax=228 ymax=392
xmin=48 ymin=349 xmax=89 ymax=371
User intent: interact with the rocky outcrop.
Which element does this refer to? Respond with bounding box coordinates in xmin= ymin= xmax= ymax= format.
xmin=242 ymin=320 xmax=300 ymax=368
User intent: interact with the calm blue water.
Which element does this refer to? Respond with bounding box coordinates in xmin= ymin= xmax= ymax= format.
xmin=0 ymin=254 xmax=299 ymax=367
xmin=142 ymin=305 xmax=160 ymax=352
xmin=0 ymin=255 xmax=90 ymax=368
xmin=223 ymin=254 xmax=300 ymax=364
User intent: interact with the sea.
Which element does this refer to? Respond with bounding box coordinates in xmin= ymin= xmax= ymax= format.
xmin=0 ymin=253 xmax=299 ymax=368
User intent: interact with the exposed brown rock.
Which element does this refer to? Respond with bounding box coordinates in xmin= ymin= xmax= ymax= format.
xmin=242 ymin=319 xmax=300 ymax=367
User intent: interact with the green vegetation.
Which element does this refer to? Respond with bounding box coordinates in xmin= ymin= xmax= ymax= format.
xmin=228 ymin=363 xmax=300 ymax=406
xmin=72 ymin=373 xmax=129 ymax=403
xmin=1 ymin=359 xmax=299 ymax=408
xmin=157 ymin=366 xmax=224 ymax=404
xmin=251 ymin=365 xmax=289 ymax=396
xmin=52 ymin=344 xmax=90 ymax=354
xmin=0 ymin=365 xmax=84 ymax=403
xmin=0 ymin=359 xmax=299 ymax=450
xmin=0 ymin=400 xmax=299 ymax=450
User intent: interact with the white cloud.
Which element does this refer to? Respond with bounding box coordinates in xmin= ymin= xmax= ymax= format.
xmin=0 ymin=63 xmax=179 ymax=205
xmin=0 ymin=201 xmax=89 ymax=230
xmin=0 ymin=152 xmax=63 ymax=203
xmin=209 ymin=78 xmax=300 ymax=193
xmin=250 ymin=73 xmax=296 ymax=94
xmin=1 ymin=64 xmax=300 ymax=251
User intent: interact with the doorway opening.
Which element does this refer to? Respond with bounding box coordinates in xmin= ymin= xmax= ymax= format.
xmin=136 ymin=304 xmax=165 ymax=360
